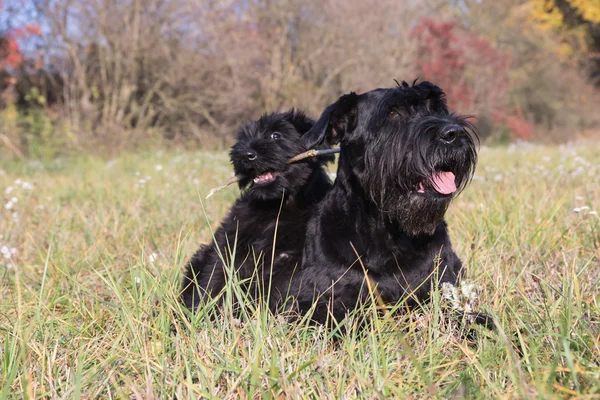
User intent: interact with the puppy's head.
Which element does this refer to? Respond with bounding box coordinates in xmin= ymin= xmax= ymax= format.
xmin=230 ymin=109 xmax=333 ymax=201
xmin=302 ymin=81 xmax=478 ymax=235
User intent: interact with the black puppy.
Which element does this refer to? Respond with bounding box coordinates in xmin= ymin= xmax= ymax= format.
xmin=290 ymin=81 xmax=484 ymax=325
xmin=181 ymin=110 xmax=333 ymax=313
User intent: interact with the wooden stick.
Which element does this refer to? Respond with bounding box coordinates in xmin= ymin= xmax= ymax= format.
xmin=205 ymin=147 xmax=340 ymax=199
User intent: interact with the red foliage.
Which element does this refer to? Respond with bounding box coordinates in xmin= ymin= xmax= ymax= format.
xmin=410 ymin=19 xmax=474 ymax=111
xmin=504 ymin=112 xmax=534 ymax=140
xmin=1 ymin=22 xmax=41 ymax=70
xmin=25 ymin=24 xmax=42 ymax=36
xmin=0 ymin=36 xmax=23 ymax=68
xmin=411 ymin=18 xmax=528 ymax=140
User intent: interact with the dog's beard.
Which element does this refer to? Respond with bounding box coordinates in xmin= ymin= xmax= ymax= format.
xmin=380 ymin=191 xmax=450 ymax=235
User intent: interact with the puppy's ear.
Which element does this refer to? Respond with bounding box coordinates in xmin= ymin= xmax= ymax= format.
xmin=301 ymin=92 xmax=359 ymax=150
xmin=282 ymin=108 xmax=315 ymax=135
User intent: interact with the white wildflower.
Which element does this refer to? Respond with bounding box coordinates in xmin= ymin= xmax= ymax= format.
xmin=573 ymin=206 xmax=590 ymax=213
xmin=10 ymin=248 xmax=17 ymax=255
xmin=192 ymin=178 xmax=200 ymax=185
xmin=5 ymin=201 xmax=14 ymax=210
xmin=10 ymin=197 xmax=17 ymax=203
xmin=155 ymin=165 xmax=163 ymax=171
xmin=11 ymin=212 xmax=18 ymax=221
xmin=148 ymin=253 xmax=158 ymax=263
xmin=5 ymin=263 xmax=13 ymax=269
xmin=589 ymin=211 xmax=598 ymax=216
xmin=576 ymin=196 xmax=584 ymax=201
xmin=0 ymin=246 xmax=8 ymax=254
xmin=134 ymin=276 xmax=141 ymax=285
xmin=21 ymin=182 xmax=33 ymax=190
xmin=14 ymin=179 xmax=22 ymax=185
xmin=5 ymin=186 xmax=13 ymax=195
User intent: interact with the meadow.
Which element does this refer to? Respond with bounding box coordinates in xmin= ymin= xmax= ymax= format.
xmin=0 ymin=143 xmax=599 ymax=399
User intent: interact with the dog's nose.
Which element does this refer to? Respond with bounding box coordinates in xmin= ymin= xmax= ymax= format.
xmin=439 ymin=125 xmax=464 ymax=143
xmin=246 ymin=150 xmax=257 ymax=161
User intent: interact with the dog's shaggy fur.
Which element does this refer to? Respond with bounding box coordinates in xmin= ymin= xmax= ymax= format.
xmin=180 ymin=110 xmax=333 ymax=312
xmin=289 ymin=81 xmax=481 ymax=325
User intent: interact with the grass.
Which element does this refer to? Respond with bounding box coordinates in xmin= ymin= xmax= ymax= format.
xmin=0 ymin=143 xmax=599 ymax=399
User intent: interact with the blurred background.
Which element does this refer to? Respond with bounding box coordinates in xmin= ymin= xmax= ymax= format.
xmin=1 ymin=0 xmax=599 ymax=158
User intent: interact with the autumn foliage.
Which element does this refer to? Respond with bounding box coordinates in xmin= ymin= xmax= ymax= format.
xmin=0 ymin=0 xmax=599 ymax=156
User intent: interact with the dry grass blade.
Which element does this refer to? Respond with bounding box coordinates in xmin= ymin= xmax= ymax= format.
xmin=205 ymin=148 xmax=340 ymax=199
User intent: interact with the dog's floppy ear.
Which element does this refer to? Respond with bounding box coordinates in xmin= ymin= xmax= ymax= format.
xmin=301 ymin=92 xmax=359 ymax=149
xmin=282 ymin=108 xmax=315 ymax=136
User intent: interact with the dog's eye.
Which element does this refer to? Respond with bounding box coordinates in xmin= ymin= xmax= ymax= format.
xmin=271 ymin=132 xmax=282 ymax=140
xmin=387 ymin=111 xmax=400 ymax=119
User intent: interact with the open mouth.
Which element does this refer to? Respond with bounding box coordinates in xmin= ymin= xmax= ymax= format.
xmin=417 ymin=171 xmax=456 ymax=195
xmin=253 ymin=172 xmax=278 ymax=185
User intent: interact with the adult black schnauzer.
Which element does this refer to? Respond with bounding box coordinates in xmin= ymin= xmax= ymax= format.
xmin=181 ymin=110 xmax=333 ymax=313
xmin=290 ymin=81 xmax=485 ymax=326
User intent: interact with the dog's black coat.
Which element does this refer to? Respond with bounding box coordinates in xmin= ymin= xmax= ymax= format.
xmin=181 ymin=110 xmax=333 ymax=312
xmin=289 ymin=81 xmax=480 ymax=325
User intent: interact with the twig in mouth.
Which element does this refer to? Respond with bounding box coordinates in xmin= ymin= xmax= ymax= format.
xmin=205 ymin=147 xmax=340 ymax=199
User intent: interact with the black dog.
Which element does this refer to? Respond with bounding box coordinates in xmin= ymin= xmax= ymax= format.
xmin=289 ymin=81 xmax=483 ymax=325
xmin=181 ymin=110 xmax=333 ymax=313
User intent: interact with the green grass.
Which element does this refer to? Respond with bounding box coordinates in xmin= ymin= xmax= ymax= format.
xmin=0 ymin=143 xmax=599 ymax=399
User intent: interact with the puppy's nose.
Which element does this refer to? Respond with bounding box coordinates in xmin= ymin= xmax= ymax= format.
xmin=246 ymin=150 xmax=257 ymax=161
xmin=439 ymin=125 xmax=464 ymax=143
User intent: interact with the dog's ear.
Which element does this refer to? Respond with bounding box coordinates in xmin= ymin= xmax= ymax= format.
xmin=414 ymin=81 xmax=448 ymax=113
xmin=282 ymin=108 xmax=315 ymax=136
xmin=301 ymin=92 xmax=359 ymax=149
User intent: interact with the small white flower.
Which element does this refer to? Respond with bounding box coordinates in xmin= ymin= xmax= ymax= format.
xmin=10 ymin=248 xmax=17 ymax=255
xmin=576 ymin=196 xmax=584 ymax=201
xmin=134 ymin=276 xmax=141 ymax=284
xmin=21 ymin=182 xmax=33 ymax=190
xmin=0 ymin=246 xmax=8 ymax=254
xmin=573 ymin=206 xmax=590 ymax=213
xmin=14 ymin=179 xmax=22 ymax=185
xmin=145 ymin=176 xmax=152 ymax=181
xmin=589 ymin=211 xmax=598 ymax=215
xmin=10 ymin=197 xmax=18 ymax=203
xmin=5 ymin=263 xmax=13 ymax=269
xmin=5 ymin=186 xmax=13 ymax=195
xmin=4 ymin=201 xmax=13 ymax=210
xmin=0 ymin=234 xmax=3 ymax=239
xmin=493 ymin=174 xmax=503 ymax=182
xmin=148 ymin=253 xmax=158 ymax=263
xmin=192 ymin=178 xmax=200 ymax=185
xmin=11 ymin=212 xmax=18 ymax=221
xmin=155 ymin=165 xmax=163 ymax=171
xmin=3 ymin=252 xmax=10 ymax=259
xmin=135 ymin=171 xmax=140 ymax=176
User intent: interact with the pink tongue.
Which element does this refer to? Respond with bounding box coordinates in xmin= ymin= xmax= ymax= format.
xmin=431 ymin=171 xmax=456 ymax=194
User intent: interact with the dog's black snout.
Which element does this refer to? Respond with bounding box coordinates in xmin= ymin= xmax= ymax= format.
xmin=439 ymin=125 xmax=464 ymax=143
xmin=246 ymin=150 xmax=257 ymax=161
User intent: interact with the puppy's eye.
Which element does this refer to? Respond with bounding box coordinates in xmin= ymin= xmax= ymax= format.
xmin=271 ymin=132 xmax=282 ymax=140
xmin=387 ymin=111 xmax=400 ymax=119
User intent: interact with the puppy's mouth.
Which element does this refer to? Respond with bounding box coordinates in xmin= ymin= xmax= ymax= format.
xmin=417 ymin=171 xmax=456 ymax=195
xmin=253 ymin=171 xmax=278 ymax=185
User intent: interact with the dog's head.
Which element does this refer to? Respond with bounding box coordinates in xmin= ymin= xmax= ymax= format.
xmin=302 ymin=80 xmax=478 ymax=235
xmin=230 ymin=109 xmax=333 ymax=201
